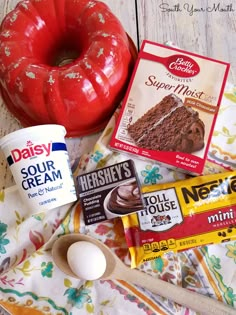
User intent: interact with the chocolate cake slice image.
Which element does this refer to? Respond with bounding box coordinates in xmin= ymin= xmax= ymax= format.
xmin=127 ymin=93 xmax=205 ymax=153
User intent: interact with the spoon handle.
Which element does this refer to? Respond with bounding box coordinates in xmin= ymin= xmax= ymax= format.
xmin=120 ymin=266 xmax=235 ymax=315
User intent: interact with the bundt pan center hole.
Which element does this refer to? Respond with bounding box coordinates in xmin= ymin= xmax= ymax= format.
xmin=46 ymin=33 xmax=83 ymax=67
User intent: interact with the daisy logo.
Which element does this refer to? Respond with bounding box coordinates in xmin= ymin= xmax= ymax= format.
xmin=10 ymin=141 xmax=51 ymax=163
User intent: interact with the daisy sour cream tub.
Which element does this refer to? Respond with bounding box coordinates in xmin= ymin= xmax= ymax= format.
xmin=0 ymin=125 xmax=77 ymax=213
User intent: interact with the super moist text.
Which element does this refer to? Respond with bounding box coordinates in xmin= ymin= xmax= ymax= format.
xmin=145 ymin=75 xmax=205 ymax=99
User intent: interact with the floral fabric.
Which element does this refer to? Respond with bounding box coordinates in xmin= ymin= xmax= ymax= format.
xmin=0 ymin=83 xmax=236 ymax=314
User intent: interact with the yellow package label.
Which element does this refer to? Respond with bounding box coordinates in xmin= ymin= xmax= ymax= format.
xmin=122 ymin=171 xmax=236 ymax=268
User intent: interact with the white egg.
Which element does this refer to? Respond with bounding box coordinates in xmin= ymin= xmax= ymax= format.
xmin=67 ymin=241 xmax=107 ymax=280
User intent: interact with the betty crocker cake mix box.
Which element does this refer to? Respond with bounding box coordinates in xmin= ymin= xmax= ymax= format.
xmin=109 ymin=40 xmax=230 ymax=175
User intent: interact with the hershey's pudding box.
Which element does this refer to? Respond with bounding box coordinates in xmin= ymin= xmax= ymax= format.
xmin=77 ymin=160 xmax=144 ymax=225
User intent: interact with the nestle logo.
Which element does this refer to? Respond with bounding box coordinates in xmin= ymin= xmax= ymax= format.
xmin=166 ymin=54 xmax=200 ymax=78
xmin=11 ymin=141 xmax=51 ymax=163
xmin=181 ymin=176 xmax=236 ymax=204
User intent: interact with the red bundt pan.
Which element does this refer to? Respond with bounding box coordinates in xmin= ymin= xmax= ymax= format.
xmin=0 ymin=0 xmax=137 ymax=137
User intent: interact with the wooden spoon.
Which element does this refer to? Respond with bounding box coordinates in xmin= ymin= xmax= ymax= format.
xmin=52 ymin=234 xmax=235 ymax=315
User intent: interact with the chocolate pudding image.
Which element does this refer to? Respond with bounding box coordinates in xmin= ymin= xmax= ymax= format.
xmin=104 ymin=179 xmax=144 ymax=216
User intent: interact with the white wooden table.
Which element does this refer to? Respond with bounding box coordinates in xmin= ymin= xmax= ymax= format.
xmin=1 ymin=0 xmax=236 ymax=189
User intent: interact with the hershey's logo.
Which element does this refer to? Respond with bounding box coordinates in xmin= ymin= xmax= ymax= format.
xmin=182 ymin=176 xmax=236 ymax=204
xmin=78 ymin=161 xmax=133 ymax=192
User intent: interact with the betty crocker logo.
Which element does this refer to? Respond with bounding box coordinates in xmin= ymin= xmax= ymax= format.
xmin=167 ymin=54 xmax=200 ymax=77
xmin=140 ymin=51 xmax=200 ymax=78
